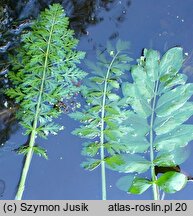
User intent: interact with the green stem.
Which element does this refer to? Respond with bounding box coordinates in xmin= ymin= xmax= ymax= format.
xmin=100 ymin=51 xmax=119 ymax=200
xmin=15 ymin=14 xmax=56 ymax=200
xmin=149 ymin=80 xmax=160 ymax=200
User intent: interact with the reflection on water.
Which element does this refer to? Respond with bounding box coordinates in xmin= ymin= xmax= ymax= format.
xmin=0 ymin=100 xmax=18 ymax=145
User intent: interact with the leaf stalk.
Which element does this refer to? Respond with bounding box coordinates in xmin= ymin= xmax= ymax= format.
xmin=149 ymin=80 xmax=160 ymax=200
xmin=15 ymin=12 xmax=56 ymax=200
xmin=100 ymin=51 xmax=120 ymax=200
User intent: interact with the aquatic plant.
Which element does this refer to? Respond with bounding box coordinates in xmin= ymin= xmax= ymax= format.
xmin=70 ymin=40 xmax=132 ymax=200
xmin=6 ymin=4 xmax=86 ymax=200
xmin=108 ymin=47 xmax=193 ymax=200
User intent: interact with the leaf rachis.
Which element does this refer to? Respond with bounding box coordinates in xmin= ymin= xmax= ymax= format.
xmin=100 ymin=51 xmax=120 ymax=200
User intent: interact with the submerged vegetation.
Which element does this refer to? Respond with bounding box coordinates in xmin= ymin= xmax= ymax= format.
xmin=5 ymin=4 xmax=86 ymax=200
xmin=1 ymin=2 xmax=193 ymax=200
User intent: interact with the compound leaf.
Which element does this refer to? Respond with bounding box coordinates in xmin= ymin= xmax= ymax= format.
xmin=156 ymin=171 xmax=187 ymax=193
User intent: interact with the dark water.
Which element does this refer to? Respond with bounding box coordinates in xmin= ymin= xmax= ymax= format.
xmin=0 ymin=180 xmax=5 ymax=197
xmin=1 ymin=0 xmax=193 ymax=199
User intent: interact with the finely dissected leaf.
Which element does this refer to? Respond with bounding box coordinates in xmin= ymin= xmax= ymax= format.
xmin=70 ymin=40 xmax=132 ymax=200
xmin=69 ymin=111 xmax=94 ymax=122
xmin=16 ymin=146 xmax=31 ymax=155
xmin=116 ymin=47 xmax=193 ymax=199
xmin=37 ymin=122 xmax=64 ymax=138
xmin=6 ymin=4 xmax=86 ymax=200
xmin=33 ymin=146 xmax=48 ymax=159
xmin=156 ymin=171 xmax=187 ymax=193
xmin=7 ymin=5 xmax=86 ymax=136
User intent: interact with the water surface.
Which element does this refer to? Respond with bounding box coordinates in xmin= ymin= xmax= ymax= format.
xmin=1 ymin=0 xmax=193 ymax=200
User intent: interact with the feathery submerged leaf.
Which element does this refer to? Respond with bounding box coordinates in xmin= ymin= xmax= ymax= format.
xmin=5 ymin=4 xmax=86 ymax=200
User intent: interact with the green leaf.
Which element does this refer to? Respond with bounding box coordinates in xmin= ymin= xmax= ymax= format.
xmin=154 ymin=148 xmax=190 ymax=167
xmin=126 ymin=84 xmax=152 ymax=118
xmin=81 ymin=158 xmax=101 ymax=171
xmin=5 ymin=4 xmax=87 ymax=199
xmin=6 ymin=87 xmax=25 ymax=102
xmin=154 ymin=102 xmax=193 ymax=135
xmin=116 ymin=39 xmax=130 ymax=52
xmin=105 ymin=154 xmax=151 ymax=173
xmin=37 ymin=122 xmax=63 ymax=138
xmin=120 ymin=135 xmax=149 ymax=154
xmin=156 ymin=171 xmax=187 ymax=193
xmin=16 ymin=146 xmax=31 ymax=155
xmin=85 ymin=60 xmax=104 ymax=77
xmin=89 ymin=105 xmax=101 ymax=113
xmin=156 ymin=84 xmax=193 ymax=117
xmin=123 ymin=111 xmax=149 ymax=137
xmin=154 ymin=124 xmax=193 ymax=151
xmin=33 ymin=146 xmax=48 ymax=159
xmin=144 ymin=49 xmax=160 ymax=82
xmin=160 ymin=74 xmax=187 ymax=93
xmin=129 ymin=177 xmax=152 ymax=194
xmin=121 ymin=82 xmax=131 ymax=98
xmin=104 ymin=129 xmax=122 ymax=141
xmin=109 ymin=80 xmax=120 ymax=88
xmin=160 ymin=47 xmax=183 ymax=77
xmin=105 ymin=106 xmax=120 ymax=115
xmin=105 ymin=154 xmax=125 ymax=168
xmin=72 ymin=127 xmax=99 ymax=139
xmin=131 ymin=65 xmax=154 ymax=100
xmin=115 ymin=47 xmax=193 ymax=198
xmin=6 ymin=3 xmax=86 ymax=139
xmin=116 ymin=175 xmax=135 ymax=192
xmin=89 ymin=76 xmax=104 ymax=84
xmin=107 ymin=93 xmax=120 ymax=101
xmin=104 ymin=142 xmax=129 ymax=154
xmin=69 ymin=111 xmax=94 ymax=122
xmin=107 ymin=41 xmax=115 ymax=54
xmin=81 ymin=142 xmax=100 ymax=157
